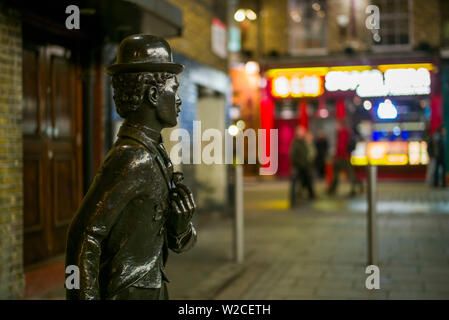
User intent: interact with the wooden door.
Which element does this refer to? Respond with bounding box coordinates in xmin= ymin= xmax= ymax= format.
xmin=22 ymin=44 xmax=83 ymax=266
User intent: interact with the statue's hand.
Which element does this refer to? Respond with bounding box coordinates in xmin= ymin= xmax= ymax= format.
xmin=168 ymin=183 xmax=196 ymax=235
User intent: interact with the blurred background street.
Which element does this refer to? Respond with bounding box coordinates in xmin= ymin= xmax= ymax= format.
xmin=25 ymin=179 xmax=449 ymax=300
xmin=1 ymin=0 xmax=449 ymax=300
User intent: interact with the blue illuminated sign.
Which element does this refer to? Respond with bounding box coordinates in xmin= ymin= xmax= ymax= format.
xmin=376 ymin=99 xmax=398 ymax=120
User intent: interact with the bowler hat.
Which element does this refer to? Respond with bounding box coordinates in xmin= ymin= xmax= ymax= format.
xmin=106 ymin=34 xmax=184 ymax=75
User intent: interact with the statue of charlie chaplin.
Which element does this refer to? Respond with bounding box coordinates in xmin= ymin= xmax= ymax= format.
xmin=65 ymin=34 xmax=197 ymax=300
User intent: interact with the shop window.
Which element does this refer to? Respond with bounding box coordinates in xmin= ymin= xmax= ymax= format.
xmin=371 ymin=0 xmax=412 ymax=50
xmin=288 ymin=0 xmax=327 ymax=55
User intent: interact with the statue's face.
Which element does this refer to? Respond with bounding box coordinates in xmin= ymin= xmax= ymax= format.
xmin=155 ymin=76 xmax=181 ymax=128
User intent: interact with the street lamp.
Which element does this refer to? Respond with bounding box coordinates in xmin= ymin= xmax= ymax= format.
xmin=228 ymin=124 xmax=240 ymax=136
xmin=245 ymin=61 xmax=259 ymax=75
xmin=233 ymin=8 xmax=257 ymax=22
xmin=245 ymin=9 xmax=257 ymax=21
xmin=234 ymin=9 xmax=246 ymax=22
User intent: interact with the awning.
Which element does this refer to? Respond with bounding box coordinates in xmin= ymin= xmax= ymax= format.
xmin=6 ymin=0 xmax=183 ymax=42
xmin=98 ymin=0 xmax=183 ymax=41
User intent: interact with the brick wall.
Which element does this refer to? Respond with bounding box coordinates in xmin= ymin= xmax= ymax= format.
xmin=239 ymin=0 xmax=289 ymax=57
xmin=413 ymin=0 xmax=441 ymax=48
xmin=240 ymin=0 xmax=443 ymax=57
xmin=260 ymin=0 xmax=288 ymax=56
xmin=166 ymin=0 xmax=227 ymax=72
xmin=326 ymin=0 xmax=371 ymax=53
xmin=0 ymin=8 xmax=24 ymax=299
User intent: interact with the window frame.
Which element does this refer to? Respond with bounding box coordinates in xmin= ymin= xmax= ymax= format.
xmin=371 ymin=0 xmax=414 ymax=52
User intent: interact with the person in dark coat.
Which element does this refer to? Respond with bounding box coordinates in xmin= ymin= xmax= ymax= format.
xmin=65 ymin=35 xmax=197 ymax=300
xmin=314 ymin=130 xmax=329 ymax=178
xmin=290 ymin=126 xmax=316 ymax=207
xmin=433 ymin=125 xmax=447 ymax=188
xmin=327 ymin=120 xmax=359 ymax=197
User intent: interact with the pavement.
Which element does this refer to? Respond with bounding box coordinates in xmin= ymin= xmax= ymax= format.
xmin=25 ymin=179 xmax=449 ymax=300
xmin=168 ymin=179 xmax=449 ymax=300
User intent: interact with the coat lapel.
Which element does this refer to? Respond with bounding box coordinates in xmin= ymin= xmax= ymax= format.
xmin=117 ymin=124 xmax=174 ymax=190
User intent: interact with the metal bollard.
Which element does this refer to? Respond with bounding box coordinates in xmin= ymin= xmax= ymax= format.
xmin=367 ymin=164 xmax=377 ymax=266
xmin=234 ymin=163 xmax=244 ymax=264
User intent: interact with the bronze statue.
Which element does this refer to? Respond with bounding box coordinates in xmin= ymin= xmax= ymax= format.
xmin=65 ymin=34 xmax=197 ymax=300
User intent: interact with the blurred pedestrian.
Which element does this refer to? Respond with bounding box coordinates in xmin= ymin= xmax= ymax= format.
xmin=290 ymin=126 xmax=316 ymax=207
xmin=433 ymin=125 xmax=447 ymax=188
xmin=327 ymin=120 xmax=360 ymax=197
xmin=314 ymin=130 xmax=329 ymax=178
xmin=306 ymin=130 xmax=317 ymax=193
xmin=425 ymin=129 xmax=436 ymax=186
xmin=306 ymin=131 xmax=317 ymax=166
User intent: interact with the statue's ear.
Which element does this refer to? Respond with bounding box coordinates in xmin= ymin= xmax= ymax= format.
xmin=148 ymin=85 xmax=159 ymax=106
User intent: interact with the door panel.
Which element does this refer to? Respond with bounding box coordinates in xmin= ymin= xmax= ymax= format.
xmin=22 ymin=46 xmax=50 ymax=266
xmin=22 ymin=43 xmax=83 ymax=267
xmin=23 ymin=153 xmax=44 ymax=232
xmin=51 ymin=153 xmax=78 ymax=227
xmin=50 ymin=53 xmax=73 ymax=139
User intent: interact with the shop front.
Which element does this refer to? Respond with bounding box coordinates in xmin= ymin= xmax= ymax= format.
xmin=261 ymin=59 xmax=441 ymax=180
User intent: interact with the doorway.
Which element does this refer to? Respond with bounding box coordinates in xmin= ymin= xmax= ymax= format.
xmin=195 ymin=86 xmax=227 ymax=213
xmin=22 ymin=41 xmax=83 ymax=266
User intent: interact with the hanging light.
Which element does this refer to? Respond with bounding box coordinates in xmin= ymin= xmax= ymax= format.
xmin=234 ymin=8 xmax=257 ymax=22
xmin=245 ymin=61 xmax=260 ymax=75
xmin=245 ymin=9 xmax=257 ymax=21
xmin=234 ymin=9 xmax=246 ymax=22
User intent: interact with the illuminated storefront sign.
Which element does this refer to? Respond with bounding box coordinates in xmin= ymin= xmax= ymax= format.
xmin=325 ymin=66 xmax=431 ymax=97
xmin=408 ymin=141 xmax=429 ymax=165
xmin=272 ymin=75 xmax=322 ymax=98
xmin=266 ymin=63 xmax=433 ymax=98
xmin=351 ymin=141 xmax=429 ymax=166
xmin=267 ymin=67 xmax=327 ymax=98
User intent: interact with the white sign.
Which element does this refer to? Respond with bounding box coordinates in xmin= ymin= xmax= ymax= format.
xmin=325 ymin=68 xmax=431 ymax=97
xmin=211 ymin=18 xmax=227 ymax=59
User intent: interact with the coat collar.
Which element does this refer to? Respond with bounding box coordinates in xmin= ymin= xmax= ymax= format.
xmin=117 ymin=120 xmax=163 ymax=150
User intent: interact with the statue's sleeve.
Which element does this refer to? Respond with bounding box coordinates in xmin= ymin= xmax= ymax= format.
xmin=167 ymin=221 xmax=197 ymax=253
xmin=65 ymin=144 xmax=148 ymax=300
